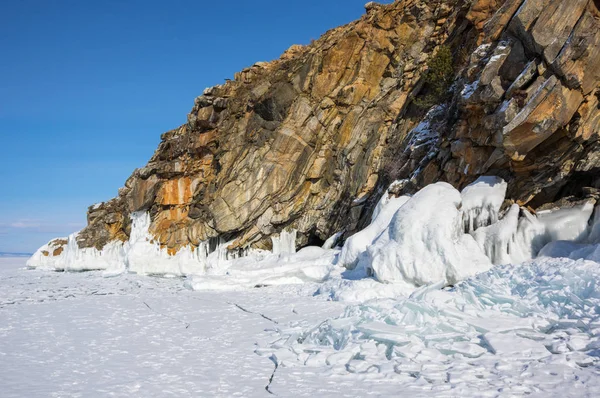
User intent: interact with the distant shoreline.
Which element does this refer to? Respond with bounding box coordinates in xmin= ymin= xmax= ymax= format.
xmin=0 ymin=252 xmax=32 ymax=258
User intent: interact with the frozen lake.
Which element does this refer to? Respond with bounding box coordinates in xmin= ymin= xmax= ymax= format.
xmin=0 ymin=257 xmax=384 ymax=397
xmin=3 ymin=256 xmax=600 ymax=397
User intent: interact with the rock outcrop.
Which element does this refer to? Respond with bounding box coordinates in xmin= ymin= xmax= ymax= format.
xmin=40 ymin=0 xmax=600 ymax=260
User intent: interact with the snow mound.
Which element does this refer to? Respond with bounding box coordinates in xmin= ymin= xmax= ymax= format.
xmin=359 ymin=182 xmax=492 ymax=285
xmin=339 ymin=193 xmax=410 ymax=269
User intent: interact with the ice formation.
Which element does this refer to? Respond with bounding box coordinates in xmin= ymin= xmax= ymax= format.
xmin=460 ymin=175 xmax=507 ymax=233
xmin=28 ymin=212 xmax=267 ymax=277
xmin=537 ymin=203 xmax=600 ymax=262
xmin=473 ymin=201 xmax=595 ymax=265
xmin=321 ymin=231 xmax=343 ymax=250
xmin=339 ymin=192 xmax=410 ymax=269
xmin=357 ymin=182 xmax=493 ymax=285
xmin=27 ymin=234 xmax=127 ymax=273
xmin=271 ymin=229 xmax=297 ymax=255
xmin=338 ymin=176 xmax=598 ymax=288
xmin=28 ymin=175 xmax=600 ymax=295
xmin=27 ymin=212 xmax=336 ymax=287
xmin=472 ymin=203 xmax=523 ymax=265
xmin=186 ymin=245 xmax=337 ymax=291
xmin=260 ymin=257 xmax=600 ymax=395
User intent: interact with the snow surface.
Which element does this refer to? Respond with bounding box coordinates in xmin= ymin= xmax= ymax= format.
xmin=0 ymin=257 xmax=345 ymax=397
xmin=6 ymin=252 xmax=600 ymax=396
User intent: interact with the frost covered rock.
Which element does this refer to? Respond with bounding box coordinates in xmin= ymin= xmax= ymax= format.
xmin=339 ymin=193 xmax=410 ymax=269
xmin=362 ymin=182 xmax=492 ymax=285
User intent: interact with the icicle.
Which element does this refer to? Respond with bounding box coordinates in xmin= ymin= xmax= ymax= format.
xmin=272 ymin=230 xmax=297 ymax=255
xmin=460 ymin=176 xmax=507 ymax=234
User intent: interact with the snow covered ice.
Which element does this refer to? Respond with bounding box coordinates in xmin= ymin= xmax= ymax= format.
xmin=15 ymin=176 xmax=600 ymax=396
xmin=0 ymin=257 xmax=348 ymax=397
xmin=357 ymin=181 xmax=493 ymax=285
xmin=261 ymin=257 xmax=600 ymax=396
xmin=339 ymin=193 xmax=410 ymax=269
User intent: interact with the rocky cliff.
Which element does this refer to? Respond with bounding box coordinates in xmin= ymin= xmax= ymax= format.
xmin=40 ymin=0 xmax=600 ymax=261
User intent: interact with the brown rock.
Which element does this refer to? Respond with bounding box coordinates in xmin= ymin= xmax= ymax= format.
xmin=503 ymin=76 xmax=584 ymax=161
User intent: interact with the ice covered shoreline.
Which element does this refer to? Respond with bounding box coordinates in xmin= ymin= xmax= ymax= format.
xmin=27 ymin=176 xmax=600 ymax=299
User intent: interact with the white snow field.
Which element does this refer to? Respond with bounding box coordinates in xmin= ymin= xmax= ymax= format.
xmin=1 ymin=257 xmax=349 ymax=397
xmin=6 ymin=255 xmax=600 ymax=397
xmin=13 ymin=176 xmax=600 ymax=396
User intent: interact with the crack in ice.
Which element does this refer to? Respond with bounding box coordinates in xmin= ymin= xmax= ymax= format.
xmin=142 ymin=301 xmax=190 ymax=329
xmin=265 ymin=355 xmax=279 ymax=395
xmin=229 ymin=302 xmax=279 ymax=325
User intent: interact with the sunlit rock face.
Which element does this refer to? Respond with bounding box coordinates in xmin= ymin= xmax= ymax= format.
xmin=37 ymin=0 xmax=600 ymax=262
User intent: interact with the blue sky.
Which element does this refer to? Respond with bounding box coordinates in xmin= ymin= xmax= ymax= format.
xmin=0 ymin=0 xmax=393 ymax=253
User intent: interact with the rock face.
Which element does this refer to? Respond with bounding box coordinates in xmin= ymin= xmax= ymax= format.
xmin=44 ymin=0 xmax=600 ymax=259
